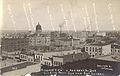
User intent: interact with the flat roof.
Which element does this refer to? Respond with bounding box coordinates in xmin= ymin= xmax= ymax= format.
xmin=111 ymin=45 xmax=120 ymax=49
xmin=53 ymin=55 xmax=64 ymax=58
xmin=87 ymin=43 xmax=111 ymax=46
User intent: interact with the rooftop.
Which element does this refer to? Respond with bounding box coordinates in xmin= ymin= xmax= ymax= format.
xmin=53 ymin=55 xmax=64 ymax=58
xmin=88 ymin=42 xmax=111 ymax=46
xmin=53 ymin=52 xmax=86 ymax=58
xmin=111 ymin=45 xmax=120 ymax=49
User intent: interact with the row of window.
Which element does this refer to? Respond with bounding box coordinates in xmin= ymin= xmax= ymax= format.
xmin=111 ymin=49 xmax=120 ymax=53
xmin=20 ymin=55 xmax=27 ymax=59
xmin=86 ymin=47 xmax=101 ymax=52
xmin=20 ymin=55 xmax=34 ymax=61
xmin=89 ymin=53 xmax=102 ymax=57
xmin=54 ymin=61 xmax=62 ymax=66
xmin=35 ymin=55 xmax=42 ymax=61
xmin=28 ymin=58 xmax=33 ymax=62
xmin=44 ymin=62 xmax=51 ymax=66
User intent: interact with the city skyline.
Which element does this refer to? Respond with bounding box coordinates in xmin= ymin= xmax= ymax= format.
xmin=1 ymin=0 xmax=120 ymax=31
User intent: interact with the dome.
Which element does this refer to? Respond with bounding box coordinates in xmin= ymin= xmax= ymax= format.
xmin=36 ymin=22 xmax=42 ymax=31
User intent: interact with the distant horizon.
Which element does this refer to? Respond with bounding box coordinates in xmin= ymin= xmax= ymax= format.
xmin=1 ymin=29 xmax=120 ymax=32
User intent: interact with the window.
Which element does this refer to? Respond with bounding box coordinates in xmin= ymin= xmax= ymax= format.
xmin=36 ymin=56 xmax=37 ymax=58
xmin=60 ymin=62 xmax=62 ymax=65
xmin=28 ymin=59 xmax=30 ymax=61
xmin=86 ymin=47 xmax=88 ymax=51
xmin=25 ymin=56 xmax=27 ymax=59
xmin=48 ymin=63 xmax=50 ymax=66
xmin=58 ymin=62 xmax=60 ymax=65
xmin=90 ymin=47 xmax=91 ymax=51
xmin=56 ymin=62 xmax=58 ymax=65
xmin=41 ymin=57 xmax=42 ymax=61
xmin=95 ymin=47 xmax=97 ymax=52
xmin=54 ymin=61 xmax=55 ymax=65
xmin=93 ymin=47 xmax=94 ymax=51
xmin=57 ymin=62 xmax=59 ymax=65
xmin=111 ymin=49 xmax=113 ymax=52
xmin=21 ymin=55 xmax=22 ymax=58
xmin=95 ymin=53 xmax=97 ymax=55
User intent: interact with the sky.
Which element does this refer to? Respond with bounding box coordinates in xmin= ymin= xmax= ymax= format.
xmin=1 ymin=0 xmax=120 ymax=31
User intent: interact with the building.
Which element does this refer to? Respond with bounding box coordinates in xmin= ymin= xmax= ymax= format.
xmin=28 ymin=23 xmax=51 ymax=51
xmin=85 ymin=43 xmax=111 ymax=57
xmin=19 ymin=50 xmax=44 ymax=62
xmin=36 ymin=22 xmax=42 ymax=34
xmin=1 ymin=37 xmax=29 ymax=52
xmin=96 ymin=31 xmax=107 ymax=37
xmin=50 ymin=31 xmax=60 ymax=42
xmin=111 ymin=43 xmax=120 ymax=55
xmin=19 ymin=53 xmax=34 ymax=62
xmin=34 ymin=53 xmax=43 ymax=62
xmin=52 ymin=52 xmax=89 ymax=66
xmin=42 ymin=57 xmax=52 ymax=66
xmin=29 ymin=35 xmax=51 ymax=47
xmin=50 ymin=31 xmax=81 ymax=51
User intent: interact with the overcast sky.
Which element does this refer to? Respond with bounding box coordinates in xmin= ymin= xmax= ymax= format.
xmin=1 ymin=0 xmax=120 ymax=31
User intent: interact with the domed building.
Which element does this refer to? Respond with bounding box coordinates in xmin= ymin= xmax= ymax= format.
xmin=36 ymin=22 xmax=42 ymax=34
xmin=28 ymin=22 xmax=51 ymax=52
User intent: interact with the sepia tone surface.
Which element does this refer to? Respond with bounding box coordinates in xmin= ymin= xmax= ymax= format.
xmin=0 ymin=0 xmax=120 ymax=76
